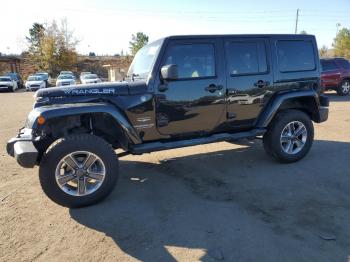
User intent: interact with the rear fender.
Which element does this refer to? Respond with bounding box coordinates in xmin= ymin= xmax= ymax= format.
xmin=256 ymin=90 xmax=326 ymax=127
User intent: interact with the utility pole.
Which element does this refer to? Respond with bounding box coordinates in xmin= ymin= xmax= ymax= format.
xmin=295 ymin=9 xmax=299 ymax=34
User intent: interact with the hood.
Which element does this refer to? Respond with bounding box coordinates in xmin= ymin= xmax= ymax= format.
xmin=36 ymin=82 xmax=130 ymax=98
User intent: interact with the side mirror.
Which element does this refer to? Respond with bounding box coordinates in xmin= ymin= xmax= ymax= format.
xmin=161 ymin=64 xmax=178 ymax=81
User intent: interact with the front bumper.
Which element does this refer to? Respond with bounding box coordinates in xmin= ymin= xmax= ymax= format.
xmin=7 ymin=128 xmax=38 ymax=168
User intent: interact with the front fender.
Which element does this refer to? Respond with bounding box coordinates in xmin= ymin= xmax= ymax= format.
xmin=27 ymin=102 xmax=142 ymax=144
xmin=256 ymin=90 xmax=327 ymax=127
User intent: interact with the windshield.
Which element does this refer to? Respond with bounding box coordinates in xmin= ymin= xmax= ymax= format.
xmin=58 ymin=75 xmax=73 ymax=80
xmin=84 ymin=74 xmax=98 ymax=79
xmin=28 ymin=76 xmax=43 ymax=81
xmin=0 ymin=77 xmax=11 ymax=82
xmin=127 ymin=39 xmax=163 ymax=80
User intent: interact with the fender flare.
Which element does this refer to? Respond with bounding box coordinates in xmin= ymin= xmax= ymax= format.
xmin=27 ymin=102 xmax=142 ymax=144
xmin=256 ymin=90 xmax=322 ymax=128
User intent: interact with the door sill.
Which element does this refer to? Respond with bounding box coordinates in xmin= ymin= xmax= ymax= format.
xmin=130 ymin=128 xmax=266 ymax=154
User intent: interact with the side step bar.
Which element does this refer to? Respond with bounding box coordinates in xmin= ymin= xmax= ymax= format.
xmin=131 ymin=128 xmax=266 ymax=154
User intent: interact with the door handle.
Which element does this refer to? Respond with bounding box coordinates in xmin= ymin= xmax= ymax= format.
xmin=205 ymin=84 xmax=223 ymax=93
xmin=254 ymin=80 xmax=269 ymax=88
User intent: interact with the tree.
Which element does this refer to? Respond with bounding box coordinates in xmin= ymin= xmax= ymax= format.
xmin=129 ymin=32 xmax=149 ymax=56
xmin=26 ymin=20 xmax=78 ymax=76
xmin=319 ymin=45 xmax=328 ymax=58
xmin=26 ymin=23 xmax=45 ymax=68
xmin=89 ymin=52 xmax=96 ymax=57
xmin=299 ymin=30 xmax=307 ymax=35
xmin=333 ymin=28 xmax=350 ymax=58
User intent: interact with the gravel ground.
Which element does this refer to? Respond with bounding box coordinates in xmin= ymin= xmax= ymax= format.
xmin=0 ymin=90 xmax=349 ymax=262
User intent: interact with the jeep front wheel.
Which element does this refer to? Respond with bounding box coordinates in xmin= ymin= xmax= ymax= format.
xmin=263 ymin=110 xmax=314 ymax=163
xmin=39 ymin=135 xmax=118 ymax=208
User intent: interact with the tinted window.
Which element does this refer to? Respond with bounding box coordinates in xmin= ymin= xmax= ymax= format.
xmin=277 ymin=41 xmax=315 ymax=72
xmin=226 ymin=41 xmax=267 ymax=75
xmin=337 ymin=59 xmax=350 ymax=69
xmin=321 ymin=60 xmax=338 ymax=71
xmin=164 ymin=44 xmax=215 ymax=79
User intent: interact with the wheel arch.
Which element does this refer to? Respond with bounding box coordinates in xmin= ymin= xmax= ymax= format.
xmin=256 ymin=90 xmax=322 ymax=128
xmin=30 ymin=103 xmax=141 ymax=155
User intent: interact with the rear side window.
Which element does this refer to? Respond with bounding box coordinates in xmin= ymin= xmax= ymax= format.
xmin=163 ymin=44 xmax=215 ymax=79
xmin=321 ymin=60 xmax=338 ymax=71
xmin=277 ymin=41 xmax=315 ymax=72
xmin=226 ymin=41 xmax=267 ymax=75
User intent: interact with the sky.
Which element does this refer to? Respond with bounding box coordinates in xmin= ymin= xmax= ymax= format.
xmin=1 ymin=0 xmax=350 ymax=55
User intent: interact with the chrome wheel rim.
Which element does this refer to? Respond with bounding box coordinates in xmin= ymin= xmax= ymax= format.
xmin=55 ymin=151 xmax=106 ymax=197
xmin=342 ymin=81 xmax=350 ymax=93
xmin=280 ymin=121 xmax=307 ymax=155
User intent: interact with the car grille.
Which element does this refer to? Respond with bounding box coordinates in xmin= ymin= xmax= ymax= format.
xmin=62 ymin=82 xmax=71 ymax=86
xmin=30 ymin=84 xmax=40 ymax=87
xmin=0 ymin=85 xmax=9 ymax=88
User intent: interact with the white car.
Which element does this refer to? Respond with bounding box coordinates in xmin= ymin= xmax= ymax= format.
xmin=81 ymin=74 xmax=102 ymax=85
xmin=25 ymin=75 xmax=46 ymax=91
xmin=80 ymin=71 xmax=91 ymax=82
xmin=0 ymin=76 xmax=18 ymax=92
xmin=56 ymin=75 xmax=76 ymax=87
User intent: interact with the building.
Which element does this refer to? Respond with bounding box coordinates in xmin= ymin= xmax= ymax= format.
xmin=0 ymin=56 xmax=21 ymax=75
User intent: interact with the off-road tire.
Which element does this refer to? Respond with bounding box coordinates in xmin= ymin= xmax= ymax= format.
xmin=263 ymin=109 xmax=314 ymax=163
xmin=39 ymin=134 xmax=118 ymax=208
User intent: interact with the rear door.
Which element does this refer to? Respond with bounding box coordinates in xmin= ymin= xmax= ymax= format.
xmin=224 ymin=37 xmax=273 ymax=128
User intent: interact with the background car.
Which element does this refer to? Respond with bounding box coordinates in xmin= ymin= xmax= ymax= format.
xmin=6 ymin=72 xmax=23 ymax=89
xmin=35 ymin=72 xmax=50 ymax=87
xmin=321 ymin=58 xmax=350 ymax=96
xmin=56 ymin=74 xmax=76 ymax=86
xmin=25 ymin=75 xmax=46 ymax=91
xmin=80 ymin=74 xmax=102 ymax=84
xmin=59 ymin=71 xmax=75 ymax=79
xmin=79 ymin=71 xmax=91 ymax=82
xmin=0 ymin=76 xmax=18 ymax=92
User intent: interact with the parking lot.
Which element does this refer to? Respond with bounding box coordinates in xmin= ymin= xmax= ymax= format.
xmin=0 ymin=90 xmax=349 ymax=261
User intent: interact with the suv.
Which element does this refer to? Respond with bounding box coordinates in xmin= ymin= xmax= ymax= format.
xmin=320 ymin=58 xmax=350 ymax=96
xmin=7 ymin=34 xmax=329 ymax=207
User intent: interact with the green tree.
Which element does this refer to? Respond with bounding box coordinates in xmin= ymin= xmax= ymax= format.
xmin=129 ymin=32 xmax=149 ymax=56
xmin=26 ymin=23 xmax=45 ymax=68
xmin=333 ymin=28 xmax=350 ymax=58
xmin=299 ymin=30 xmax=307 ymax=35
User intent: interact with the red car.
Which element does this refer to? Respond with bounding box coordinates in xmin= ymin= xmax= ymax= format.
xmin=321 ymin=58 xmax=350 ymax=96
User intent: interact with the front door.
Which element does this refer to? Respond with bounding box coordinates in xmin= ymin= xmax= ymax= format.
xmin=224 ymin=38 xmax=274 ymax=128
xmin=155 ymin=39 xmax=226 ymax=136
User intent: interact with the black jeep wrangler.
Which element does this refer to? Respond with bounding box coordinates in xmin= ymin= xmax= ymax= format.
xmin=7 ymin=34 xmax=329 ymax=207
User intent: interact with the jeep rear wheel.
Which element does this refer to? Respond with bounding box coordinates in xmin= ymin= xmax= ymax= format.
xmin=39 ymin=135 xmax=118 ymax=207
xmin=263 ymin=110 xmax=314 ymax=163
xmin=337 ymin=79 xmax=350 ymax=96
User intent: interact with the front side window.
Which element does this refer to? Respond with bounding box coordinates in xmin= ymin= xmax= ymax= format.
xmin=337 ymin=59 xmax=350 ymax=69
xmin=277 ymin=40 xmax=315 ymax=72
xmin=226 ymin=41 xmax=267 ymax=75
xmin=163 ymin=43 xmax=215 ymax=79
